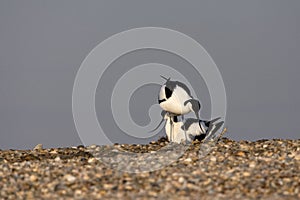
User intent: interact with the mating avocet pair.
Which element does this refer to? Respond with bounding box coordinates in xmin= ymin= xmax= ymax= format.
xmin=152 ymin=76 xmax=224 ymax=143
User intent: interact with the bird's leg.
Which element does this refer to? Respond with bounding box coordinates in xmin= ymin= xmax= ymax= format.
xmin=182 ymin=115 xmax=188 ymax=142
xmin=170 ymin=116 xmax=173 ymax=142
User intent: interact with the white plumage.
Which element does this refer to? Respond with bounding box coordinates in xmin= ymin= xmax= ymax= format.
xmin=159 ymin=84 xmax=195 ymax=116
xmin=157 ymin=76 xmax=201 ymax=141
xmin=164 ymin=115 xmax=197 ymax=143
xmin=150 ymin=76 xmax=224 ymax=143
xmin=164 ymin=113 xmax=224 ymax=143
xmin=158 ymin=76 xmax=201 ymax=119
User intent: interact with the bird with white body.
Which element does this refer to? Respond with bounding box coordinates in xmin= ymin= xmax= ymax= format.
xmin=154 ymin=76 xmax=201 ymax=141
xmin=158 ymin=76 xmax=201 ymax=119
xmin=164 ymin=112 xmax=224 ymax=143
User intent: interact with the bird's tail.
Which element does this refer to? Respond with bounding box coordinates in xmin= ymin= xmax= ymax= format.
xmin=203 ymin=118 xmax=224 ymax=142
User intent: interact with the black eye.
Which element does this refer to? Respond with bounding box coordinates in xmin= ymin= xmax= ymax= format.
xmin=165 ymin=86 xmax=172 ymax=98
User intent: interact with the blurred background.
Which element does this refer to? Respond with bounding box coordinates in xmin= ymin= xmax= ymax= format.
xmin=0 ymin=0 xmax=299 ymax=149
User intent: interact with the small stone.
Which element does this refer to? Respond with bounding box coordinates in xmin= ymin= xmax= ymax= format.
xmin=249 ymin=161 xmax=256 ymax=168
xmin=74 ymin=189 xmax=82 ymax=196
xmin=243 ymin=172 xmax=251 ymax=177
xmin=203 ymin=179 xmax=211 ymax=186
xmin=103 ymin=184 xmax=115 ymax=190
xmin=49 ymin=149 xmax=58 ymax=154
xmin=148 ymin=191 xmax=158 ymax=197
xmin=236 ymin=151 xmax=246 ymax=157
xmin=160 ymin=170 xmax=167 ymax=177
xmin=88 ymin=158 xmax=97 ymax=163
xmin=33 ymin=144 xmax=43 ymax=151
xmin=54 ymin=156 xmax=61 ymax=162
xmin=125 ymin=185 xmax=133 ymax=190
xmin=294 ymin=154 xmax=300 ymax=161
xmin=210 ymin=156 xmax=217 ymax=162
xmin=64 ymin=174 xmax=76 ymax=183
xmin=187 ymin=183 xmax=199 ymax=190
xmin=178 ymin=177 xmax=185 ymax=183
xmin=29 ymin=175 xmax=38 ymax=182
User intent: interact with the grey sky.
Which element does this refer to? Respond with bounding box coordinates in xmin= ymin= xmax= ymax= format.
xmin=0 ymin=0 xmax=299 ymax=149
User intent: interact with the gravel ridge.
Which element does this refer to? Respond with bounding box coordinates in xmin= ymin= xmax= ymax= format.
xmin=0 ymin=138 xmax=299 ymax=200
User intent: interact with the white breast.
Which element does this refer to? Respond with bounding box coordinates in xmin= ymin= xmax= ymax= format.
xmin=165 ymin=119 xmax=203 ymax=143
xmin=160 ymin=86 xmax=192 ymax=115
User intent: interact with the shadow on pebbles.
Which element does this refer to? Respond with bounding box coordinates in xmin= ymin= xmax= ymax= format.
xmin=0 ymin=137 xmax=300 ymax=199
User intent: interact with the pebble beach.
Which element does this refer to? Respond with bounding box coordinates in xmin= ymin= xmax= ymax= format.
xmin=0 ymin=138 xmax=299 ymax=200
